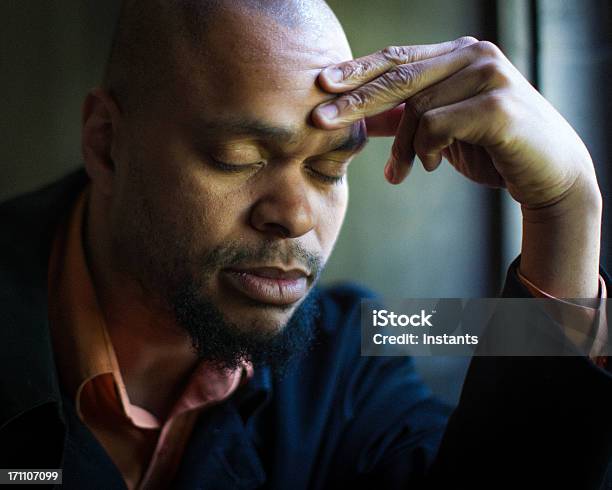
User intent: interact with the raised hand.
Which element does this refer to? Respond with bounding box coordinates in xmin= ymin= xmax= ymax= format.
xmin=312 ymin=37 xmax=598 ymax=212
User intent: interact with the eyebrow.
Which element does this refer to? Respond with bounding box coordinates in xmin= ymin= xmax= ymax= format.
xmin=196 ymin=117 xmax=368 ymax=155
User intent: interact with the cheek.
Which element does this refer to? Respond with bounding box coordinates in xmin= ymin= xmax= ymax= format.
xmin=317 ymin=183 xmax=349 ymax=258
xmin=162 ymin=174 xmax=245 ymax=255
xmin=117 ymin=161 xmax=242 ymax=265
xmin=121 ymin=132 xmax=239 ymax=243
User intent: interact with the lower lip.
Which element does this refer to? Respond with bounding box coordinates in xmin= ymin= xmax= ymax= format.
xmin=221 ymin=270 xmax=308 ymax=306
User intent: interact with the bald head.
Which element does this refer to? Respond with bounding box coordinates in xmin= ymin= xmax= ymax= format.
xmin=104 ymin=0 xmax=345 ymax=115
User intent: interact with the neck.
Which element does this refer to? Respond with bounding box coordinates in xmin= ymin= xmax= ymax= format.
xmin=84 ymin=187 xmax=200 ymax=420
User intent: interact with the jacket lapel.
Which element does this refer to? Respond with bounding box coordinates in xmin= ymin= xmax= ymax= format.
xmin=0 ymin=169 xmax=88 ymax=460
xmin=172 ymin=366 xmax=272 ymax=490
xmin=173 ymin=403 xmax=266 ymax=490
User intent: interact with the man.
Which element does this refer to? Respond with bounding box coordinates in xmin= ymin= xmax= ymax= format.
xmin=0 ymin=1 xmax=610 ymax=489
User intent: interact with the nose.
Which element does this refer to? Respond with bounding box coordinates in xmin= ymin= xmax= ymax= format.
xmin=250 ymin=165 xmax=316 ymax=239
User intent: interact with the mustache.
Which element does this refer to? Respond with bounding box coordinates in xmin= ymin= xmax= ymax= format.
xmin=200 ymin=239 xmax=324 ymax=281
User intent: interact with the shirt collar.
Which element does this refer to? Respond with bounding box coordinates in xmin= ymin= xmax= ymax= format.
xmin=48 ymin=185 xmax=253 ymax=429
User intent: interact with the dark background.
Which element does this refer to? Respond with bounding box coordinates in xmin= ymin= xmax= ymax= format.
xmin=1 ymin=0 xmax=610 ymax=404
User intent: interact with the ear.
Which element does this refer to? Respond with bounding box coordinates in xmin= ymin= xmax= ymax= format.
xmin=81 ymin=87 xmax=122 ymax=197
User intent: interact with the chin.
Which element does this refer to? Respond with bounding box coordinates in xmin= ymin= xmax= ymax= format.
xmin=172 ymin=282 xmax=320 ymax=372
xmin=217 ymin=300 xmax=297 ymax=334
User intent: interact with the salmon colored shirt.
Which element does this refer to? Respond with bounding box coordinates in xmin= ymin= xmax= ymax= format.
xmin=47 ymin=184 xmax=609 ymax=488
xmin=48 ymin=187 xmax=253 ymax=489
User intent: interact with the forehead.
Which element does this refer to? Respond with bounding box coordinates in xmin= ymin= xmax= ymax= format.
xmin=170 ymin=7 xmax=352 ymax=139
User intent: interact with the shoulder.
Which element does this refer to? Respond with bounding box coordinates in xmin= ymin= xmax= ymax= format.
xmin=0 ymin=169 xmax=88 ymax=266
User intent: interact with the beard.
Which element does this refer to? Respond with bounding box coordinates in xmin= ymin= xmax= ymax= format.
xmin=122 ymin=231 xmax=325 ymax=376
xmin=170 ymin=240 xmax=324 ymax=376
xmin=172 ymin=281 xmax=321 ymax=376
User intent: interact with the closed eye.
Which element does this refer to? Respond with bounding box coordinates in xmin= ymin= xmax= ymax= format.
xmin=208 ymin=155 xmax=349 ymax=185
xmin=306 ymin=158 xmax=351 ymax=185
xmin=208 ymin=157 xmax=265 ymax=172
xmin=307 ymin=167 xmax=346 ymax=185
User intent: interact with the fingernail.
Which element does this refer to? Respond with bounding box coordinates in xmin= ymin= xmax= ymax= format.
xmin=324 ymin=67 xmax=343 ymax=83
xmin=317 ymin=103 xmax=338 ymax=121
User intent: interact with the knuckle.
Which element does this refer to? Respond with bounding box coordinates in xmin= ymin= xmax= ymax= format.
xmin=479 ymin=60 xmax=511 ymax=86
xmin=341 ymin=90 xmax=369 ymax=112
xmin=338 ymin=63 xmax=356 ymax=80
xmin=387 ymin=64 xmax=420 ymax=89
xmin=381 ymin=45 xmax=411 ymax=64
xmin=474 ymin=40 xmax=503 ymax=58
xmin=420 ymin=110 xmax=439 ymax=133
xmin=484 ymin=92 xmax=512 ymax=118
xmin=457 ymin=35 xmax=479 ymax=47
xmin=405 ymin=92 xmax=432 ymax=117
xmin=338 ymin=61 xmax=368 ymax=80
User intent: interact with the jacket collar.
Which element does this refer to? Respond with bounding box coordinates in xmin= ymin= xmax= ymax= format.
xmin=0 ymin=168 xmax=89 ymax=429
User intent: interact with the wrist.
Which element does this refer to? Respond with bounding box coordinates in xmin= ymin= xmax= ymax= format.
xmin=520 ymin=170 xmax=602 ymax=225
xmin=519 ymin=171 xmax=602 ymax=299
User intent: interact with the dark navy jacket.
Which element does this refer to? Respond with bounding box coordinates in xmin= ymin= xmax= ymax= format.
xmin=1 ymin=170 xmax=611 ymax=489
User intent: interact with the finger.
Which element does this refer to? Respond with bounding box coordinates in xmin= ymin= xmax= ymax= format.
xmin=318 ymin=36 xmax=478 ymax=92
xmin=410 ymin=93 xmax=508 ymax=187
xmin=313 ymin=40 xmax=504 ymax=130
xmin=364 ymin=104 xmax=405 ymax=136
xmin=386 ymin=61 xmax=505 ymax=183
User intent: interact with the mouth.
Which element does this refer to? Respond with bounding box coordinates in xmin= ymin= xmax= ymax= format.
xmin=220 ymin=266 xmax=310 ymax=306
